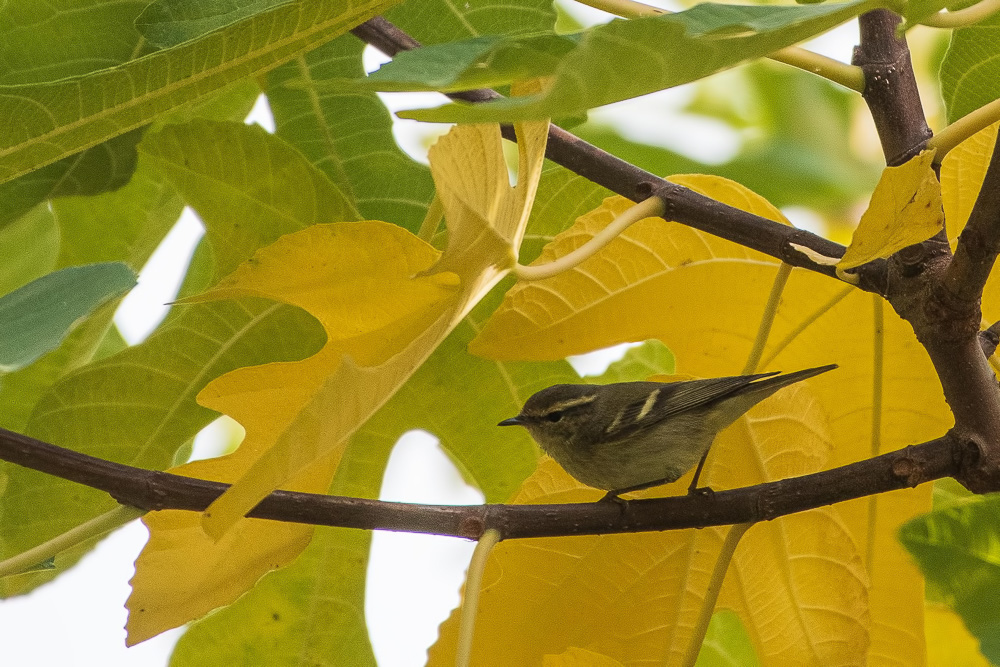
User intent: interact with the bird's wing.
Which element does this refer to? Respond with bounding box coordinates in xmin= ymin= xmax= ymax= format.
xmin=604 ymin=373 xmax=778 ymax=439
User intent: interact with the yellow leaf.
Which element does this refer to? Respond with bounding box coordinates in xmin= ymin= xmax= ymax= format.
xmin=543 ymin=647 xmax=625 ymax=667
xmin=197 ymin=122 xmax=548 ymax=537
xmin=926 ymin=603 xmax=990 ymax=667
xmin=469 ymin=174 xmax=951 ymax=664
xmin=941 ymin=122 xmax=999 ymax=240
xmin=939 ymin=122 xmax=1000 ymax=325
xmin=470 ymin=174 xmax=788 ymax=361
xmin=838 ymin=149 xmax=943 ymax=271
xmin=127 ymin=121 xmax=550 ymax=643
xmin=430 ymin=368 xmax=864 ymax=665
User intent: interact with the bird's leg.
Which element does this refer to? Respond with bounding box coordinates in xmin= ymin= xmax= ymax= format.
xmin=600 ymin=476 xmax=674 ymax=503
xmin=687 ymin=449 xmax=713 ymax=496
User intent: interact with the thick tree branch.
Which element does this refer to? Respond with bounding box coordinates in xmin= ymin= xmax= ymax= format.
xmin=852 ymin=10 xmax=933 ymax=166
xmin=0 ymin=427 xmax=967 ymax=540
xmin=349 ymin=17 xmax=877 ymax=289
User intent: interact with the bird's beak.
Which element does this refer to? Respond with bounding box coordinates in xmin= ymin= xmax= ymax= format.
xmin=498 ymin=416 xmax=522 ymax=426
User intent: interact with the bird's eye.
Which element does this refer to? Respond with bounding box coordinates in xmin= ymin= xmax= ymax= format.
xmin=545 ymin=411 xmax=563 ymax=422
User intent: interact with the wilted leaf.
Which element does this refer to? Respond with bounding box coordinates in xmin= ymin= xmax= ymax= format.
xmin=839 ymin=150 xmax=943 ymax=271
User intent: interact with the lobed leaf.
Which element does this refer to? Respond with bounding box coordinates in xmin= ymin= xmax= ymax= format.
xmin=470 ymin=175 xmax=951 ymax=664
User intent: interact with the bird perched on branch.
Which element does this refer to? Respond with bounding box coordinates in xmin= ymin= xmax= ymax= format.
xmin=499 ymin=364 xmax=837 ymax=501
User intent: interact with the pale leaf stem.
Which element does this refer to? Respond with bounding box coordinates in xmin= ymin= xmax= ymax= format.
xmin=919 ymin=0 xmax=1000 ymax=28
xmin=680 ymin=522 xmax=753 ymax=667
xmin=456 ymin=528 xmax=501 ymax=667
xmin=0 ymin=505 xmax=145 ymax=578
xmin=572 ymin=0 xmax=865 ymax=91
xmin=513 ymin=196 xmax=665 ymax=281
xmin=743 ymin=263 xmax=792 ymax=374
xmin=929 ymin=98 xmax=1000 ymax=161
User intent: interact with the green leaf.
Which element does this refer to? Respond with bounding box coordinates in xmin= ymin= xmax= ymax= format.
xmin=696 ymin=610 xmax=761 ymax=667
xmin=169 ymin=422 xmax=384 ymax=666
xmin=0 ymin=1 xmax=154 ymax=86
xmin=0 ymin=263 xmax=136 ymax=373
xmin=0 ymin=118 xmax=351 ymax=596
xmin=0 ymin=152 xmax=184 ymax=434
xmin=0 ymin=204 xmax=59 ymax=297
xmin=267 ymin=35 xmax=435 ymax=233
xmin=136 ymin=0 xmax=293 ymax=48
xmin=587 ymin=339 xmax=675 ymax=383
xmin=899 ymin=494 xmax=1000 ymax=663
xmin=0 ymin=129 xmax=144 ymax=232
xmin=0 ymin=0 xmax=400 ymax=185
xmin=139 ymin=119 xmax=360 ymax=276
xmin=940 ymin=13 xmax=1000 ymax=123
xmin=363 ymin=0 xmax=880 ymax=123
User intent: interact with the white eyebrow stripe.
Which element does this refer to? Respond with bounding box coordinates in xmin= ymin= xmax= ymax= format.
xmin=547 ymin=394 xmax=598 ymax=412
xmin=636 ymin=388 xmax=660 ymax=421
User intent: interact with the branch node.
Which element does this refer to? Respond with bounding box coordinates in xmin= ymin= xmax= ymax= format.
xmin=980 ymin=321 xmax=1000 ymax=357
xmin=635 ymin=180 xmax=656 ymax=199
xmin=890 ymin=454 xmax=916 ymax=483
xmin=896 ymin=242 xmax=927 ymax=276
xmin=459 ymin=515 xmax=487 ymax=540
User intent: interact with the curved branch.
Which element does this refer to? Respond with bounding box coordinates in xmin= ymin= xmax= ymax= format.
xmin=349 ymin=17 xmax=869 ymax=289
xmin=0 ymin=427 xmax=967 ymax=541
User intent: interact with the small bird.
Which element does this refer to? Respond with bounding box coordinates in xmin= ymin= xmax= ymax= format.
xmin=499 ymin=364 xmax=836 ymax=500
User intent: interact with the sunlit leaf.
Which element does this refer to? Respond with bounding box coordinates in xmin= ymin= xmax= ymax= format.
xmin=430 ymin=357 xmax=863 ymax=665
xmin=938 ymin=121 xmax=1000 ymax=322
xmin=127 ymin=120 xmax=549 ymax=643
xmin=839 ymin=149 xmax=943 ymax=270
